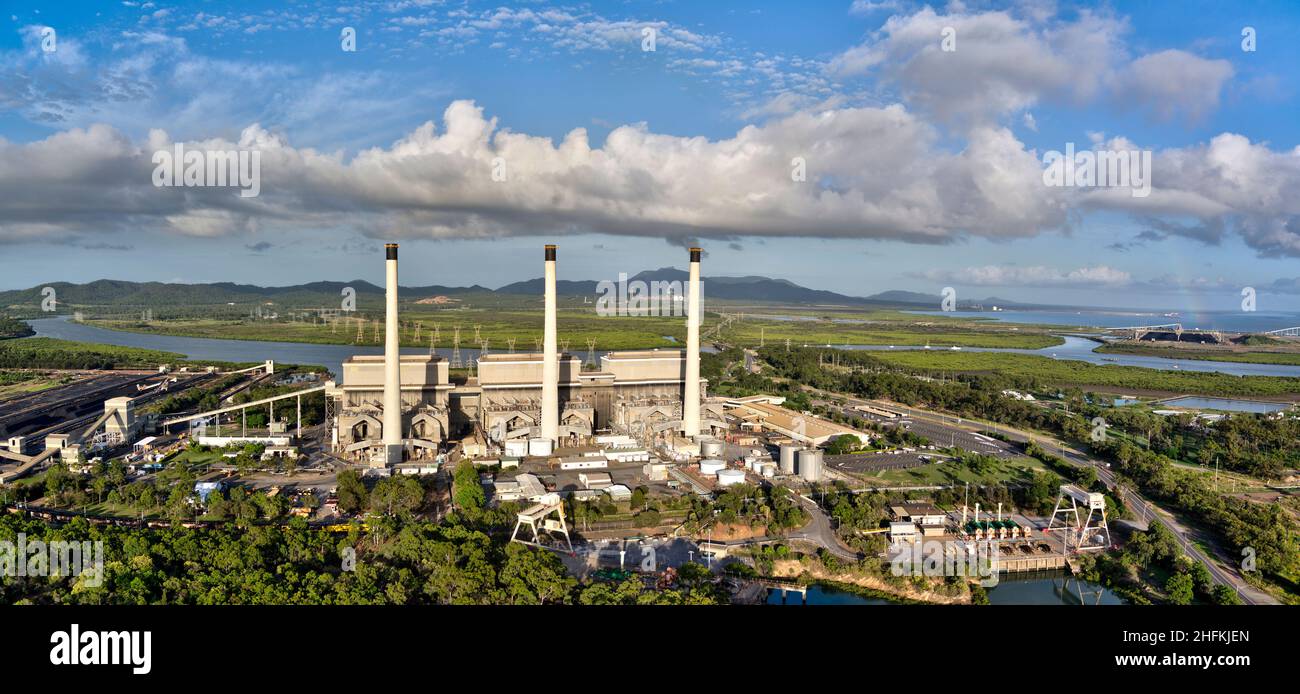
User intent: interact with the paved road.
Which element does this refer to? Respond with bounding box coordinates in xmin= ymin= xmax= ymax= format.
xmin=785 ymin=494 xmax=861 ymax=562
xmin=828 ymin=393 xmax=1277 ymax=604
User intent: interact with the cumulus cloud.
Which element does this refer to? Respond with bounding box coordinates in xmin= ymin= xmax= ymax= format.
xmin=1093 ymin=133 xmax=1300 ymax=257
xmin=830 ymin=8 xmax=1124 ymax=124
xmin=1113 ymin=50 xmax=1234 ymax=123
xmin=917 ymin=264 xmax=1132 ymax=287
xmin=0 ymin=99 xmax=1065 ymax=246
xmin=829 ymin=7 xmax=1231 ymax=126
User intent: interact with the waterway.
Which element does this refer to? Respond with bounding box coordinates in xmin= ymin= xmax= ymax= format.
xmin=908 ymin=308 xmax=1300 ymax=334
xmin=25 ymin=317 xmax=714 ymax=377
xmin=25 ymin=316 xmax=600 ymax=378
xmin=767 ymin=572 xmax=1125 ymax=605
xmin=829 ymin=335 xmax=1300 ymax=379
xmin=1159 ymin=396 xmax=1291 ymax=413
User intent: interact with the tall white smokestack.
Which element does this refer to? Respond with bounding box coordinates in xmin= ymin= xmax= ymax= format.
xmin=382 ymin=243 xmax=403 ymax=465
xmin=683 ymin=247 xmax=701 ymax=438
xmin=541 ymin=244 xmax=559 ymax=442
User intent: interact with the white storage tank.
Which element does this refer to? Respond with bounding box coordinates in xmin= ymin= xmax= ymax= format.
xmin=699 ymin=459 xmax=726 ymax=475
xmin=527 ymin=438 xmax=553 ymax=457
xmin=779 ymin=444 xmax=800 ymax=475
xmin=504 ymin=439 xmax=528 ymax=457
xmin=700 ymin=439 xmax=725 ymax=458
xmin=716 ymin=469 xmax=746 ymax=487
xmin=797 ymin=449 xmax=824 ymax=482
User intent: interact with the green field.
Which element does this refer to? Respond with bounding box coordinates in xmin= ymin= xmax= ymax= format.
xmin=853 ymin=455 xmax=1048 ymax=486
xmin=83 ymin=305 xmax=1063 ymax=351
xmin=1096 ymin=343 xmax=1300 ymax=366
xmin=0 ymin=316 xmax=34 ymax=339
xmin=0 ymin=337 xmax=278 ymax=371
xmin=0 ymin=338 xmax=187 ymax=370
xmin=869 ymin=350 xmax=1300 ymax=397
xmin=0 ymin=370 xmax=72 ymax=400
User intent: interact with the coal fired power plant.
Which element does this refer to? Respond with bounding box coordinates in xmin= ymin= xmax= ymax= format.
xmin=327 ymin=243 xmax=725 ymax=468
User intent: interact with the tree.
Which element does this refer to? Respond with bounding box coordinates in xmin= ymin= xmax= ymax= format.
xmin=499 ymin=543 xmax=576 ymax=605
xmin=826 ymin=434 xmax=860 ymax=455
xmin=371 ymin=476 xmax=425 ymax=518
xmin=1211 ymin=584 xmax=1243 ymax=605
xmin=452 ymin=461 xmax=485 ymax=512
xmin=165 ymin=484 xmax=193 ymax=526
xmin=336 ymin=469 xmax=368 ymax=514
xmin=1165 ymin=572 xmax=1194 ymax=605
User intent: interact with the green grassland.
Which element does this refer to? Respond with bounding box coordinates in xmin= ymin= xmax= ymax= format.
xmin=869 ymin=350 xmax=1300 ymax=397
xmin=0 ymin=316 xmax=34 ymax=339
xmin=83 ymin=304 xmax=1064 ymax=351
xmin=851 ymin=454 xmax=1049 ymax=487
xmin=0 ymin=337 xmax=282 ymax=371
xmin=0 ymin=370 xmax=74 ymax=400
xmin=1096 ymin=342 xmax=1300 ymax=366
xmin=0 ymin=338 xmax=188 ymax=370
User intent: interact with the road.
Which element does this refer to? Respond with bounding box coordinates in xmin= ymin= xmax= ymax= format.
xmin=820 ymin=391 xmax=1277 ymax=604
xmin=785 ymin=493 xmax=861 ymax=562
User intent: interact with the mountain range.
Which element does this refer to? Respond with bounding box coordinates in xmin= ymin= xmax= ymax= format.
xmin=0 ymin=270 xmax=1032 ymax=310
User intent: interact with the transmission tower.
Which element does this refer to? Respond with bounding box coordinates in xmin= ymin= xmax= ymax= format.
xmin=414 ymin=321 xmax=421 ymax=341
xmin=507 ymin=337 xmax=516 ymax=353
xmin=585 ymin=338 xmax=597 ymax=368
xmin=533 ymin=337 xmax=542 ymax=352
xmin=785 ymin=338 xmax=791 ymax=353
xmin=450 ymin=326 xmax=463 ymax=369
xmin=474 ymin=324 xmax=481 ymax=342
xmin=355 ymin=317 xmax=364 ymax=344
xmin=560 ymin=339 xmax=570 ymax=354
xmin=479 ymin=338 xmax=490 ymax=357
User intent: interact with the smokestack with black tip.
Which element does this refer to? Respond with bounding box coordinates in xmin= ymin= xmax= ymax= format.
xmin=683 ymin=246 xmax=701 ymax=438
xmin=541 ymin=244 xmax=559 ymax=442
xmin=382 ymin=243 xmax=403 ymax=465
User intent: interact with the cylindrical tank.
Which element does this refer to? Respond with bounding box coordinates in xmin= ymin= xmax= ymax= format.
xmin=699 ymin=459 xmax=726 ymax=475
xmin=760 ymin=463 xmax=776 ymax=478
xmin=779 ymin=444 xmax=800 ymax=475
xmin=700 ymin=439 xmax=725 ymax=458
xmin=797 ymin=449 xmax=823 ymax=482
xmin=716 ymin=469 xmax=746 ymax=487
xmin=528 ymin=438 xmax=553 ymax=457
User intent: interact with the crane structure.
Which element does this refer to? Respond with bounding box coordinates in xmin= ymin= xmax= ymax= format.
xmin=1047 ymin=484 xmax=1111 ymax=552
xmin=510 ymin=493 xmax=573 ymax=554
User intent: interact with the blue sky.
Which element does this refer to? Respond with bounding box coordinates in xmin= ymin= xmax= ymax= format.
xmin=2 ymin=0 xmax=1299 ymax=311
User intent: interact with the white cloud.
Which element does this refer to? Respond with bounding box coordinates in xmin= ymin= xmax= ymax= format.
xmin=828 ymin=7 xmax=1231 ymax=126
xmin=1113 ymin=50 xmax=1233 ymax=123
xmin=0 ymin=100 xmax=1064 ymax=245
xmin=919 ymin=264 xmax=1132 ymax=287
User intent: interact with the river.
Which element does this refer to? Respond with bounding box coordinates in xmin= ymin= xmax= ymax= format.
xmin=25 ymin=316 xmax=1300 ymax=381
xmin=828 ymin=335 xmax=1300 ymax=379
xmin=26 ymin=316 xmax=521 ymax=378
xmin=907 ymin=308 xmax=1300 ymax=333
xmin=767 ymin=572 xmax=1125 ymax=605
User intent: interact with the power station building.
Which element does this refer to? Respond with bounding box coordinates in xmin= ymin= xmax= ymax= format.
xmin=328 ymin=244 xmax=725 ymax=467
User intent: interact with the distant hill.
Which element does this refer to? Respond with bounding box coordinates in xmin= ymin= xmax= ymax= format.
xmin=0 ymin=272 xmax=1037 ymax=311
xmin=0 ymin=279 xmax=494 ymax=309
xmin=497 ymin=267 xmax=895 ymax=305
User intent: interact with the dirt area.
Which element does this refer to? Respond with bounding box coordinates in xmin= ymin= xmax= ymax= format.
xmin=769 ymin=558 xmax=970 ymax=605
xmin=703 ymin=522 xmax=768 ymax=541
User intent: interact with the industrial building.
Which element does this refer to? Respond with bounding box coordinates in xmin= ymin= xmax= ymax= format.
xmin=328 ymin=243 xmax=726 ymax=467
xmin=725 ymin=398 xmax=870 ymax=447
